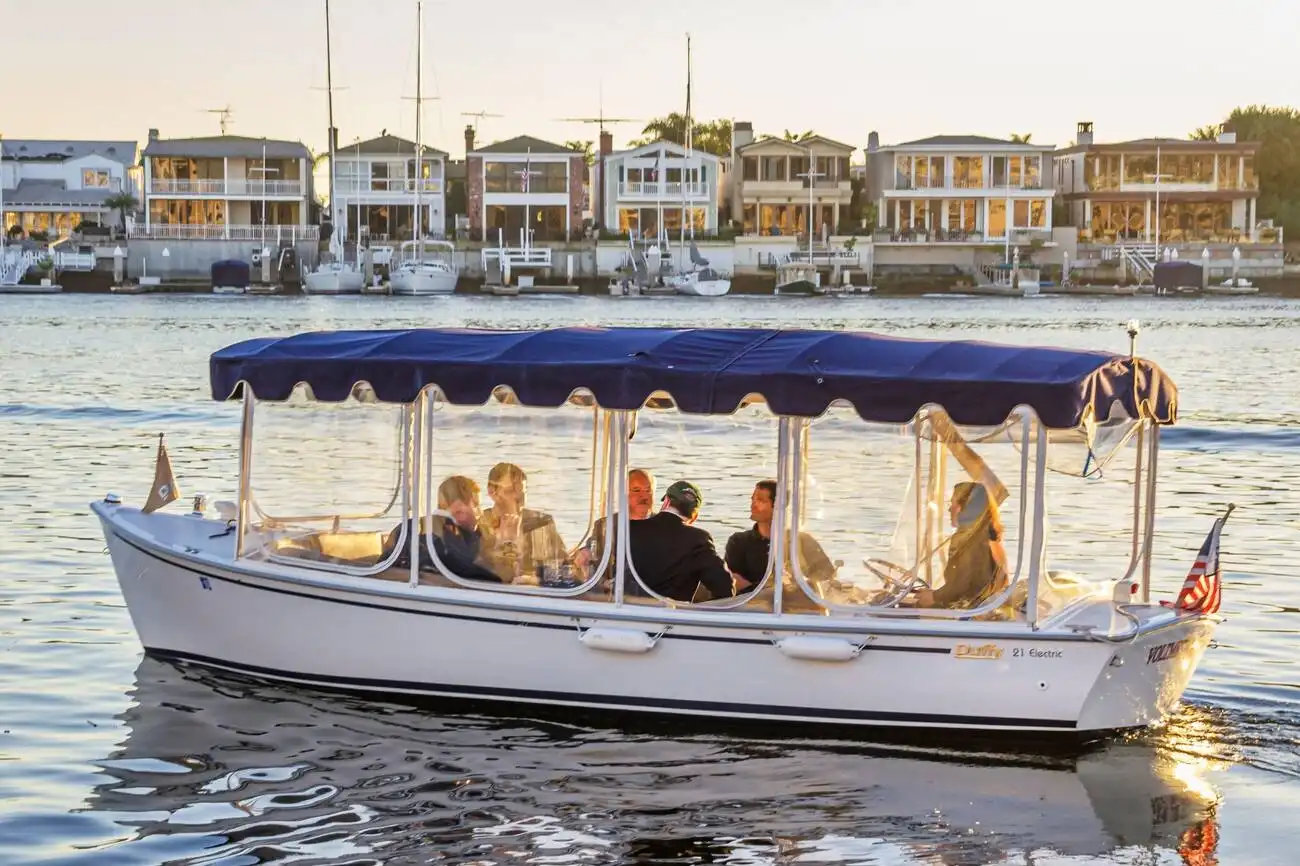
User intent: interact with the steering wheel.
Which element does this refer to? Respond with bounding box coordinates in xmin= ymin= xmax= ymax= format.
xmin=864 ymin=558 xmax=930 ymax=592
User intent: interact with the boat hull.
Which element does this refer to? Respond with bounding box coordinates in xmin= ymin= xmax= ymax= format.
xmin=776 ymin=279 xmax=821 ymax=296
xmin=94 ymin=503 xmax=1216 ymax=737
xmin=670 ymin=274 xmax=731 ymax=297
xmin=391 ymin=269 xmax=458 ymax=295
xmin=304 ymin=268 xmax=365 ymax=294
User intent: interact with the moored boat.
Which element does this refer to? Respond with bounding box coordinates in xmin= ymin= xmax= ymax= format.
xmin=92 ymin=324 xmax=1228 ymax=739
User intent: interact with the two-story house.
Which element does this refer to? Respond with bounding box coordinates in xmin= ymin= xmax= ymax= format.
xmin=597 ymin=137 xmax=720 ymax=237
xmin=727 ymin=123 xmax=855 ymax=237
xmin=1053 ymin=123 xmax=1264 ymax=246
xmin=1 ymin=139 xmax=138 ymax=238
xmin=331 ymin=132 xmax=447 ymax=242
xmin=866 ymin=133 xmax=1057 ymax=244
xmin=466 ymin=131 xmax=585 ymax=243
xmin=140 ymin=130 xmax=314 ymax=238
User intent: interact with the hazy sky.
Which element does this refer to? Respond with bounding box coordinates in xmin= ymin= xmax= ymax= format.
xmin=6 ymin=0 xmax=1297 ymax=156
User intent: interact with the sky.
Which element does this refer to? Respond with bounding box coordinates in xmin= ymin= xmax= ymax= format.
xmin=5 ymin=0 xmax=1298 ymax=157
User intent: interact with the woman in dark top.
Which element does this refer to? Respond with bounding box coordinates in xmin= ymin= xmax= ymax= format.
xmin=915 ymin=481 xmax=1007 ymax=609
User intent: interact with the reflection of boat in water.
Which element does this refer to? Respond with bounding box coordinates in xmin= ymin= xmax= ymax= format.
xmin=82 ymin=656 xmax=1223 ymax=863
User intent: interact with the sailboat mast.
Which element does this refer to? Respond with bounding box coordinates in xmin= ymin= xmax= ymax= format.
xmin=324 ymin=0 xmax=338 ymax=243
xmin=681 ymin=32 xmax=691 ymax=265
xmin=414 ymin=0 xmax=423 ymax=257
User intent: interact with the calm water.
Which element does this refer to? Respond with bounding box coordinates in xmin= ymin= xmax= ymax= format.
xmin=1 ymin=294 xmax=1297 ymax=865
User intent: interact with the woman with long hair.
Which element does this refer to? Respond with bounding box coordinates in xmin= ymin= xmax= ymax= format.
xmin=915 ymin=481 xmax=1008 ymax=609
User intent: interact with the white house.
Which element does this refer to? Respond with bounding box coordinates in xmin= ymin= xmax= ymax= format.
xmin=1 ymin=139 xmax=138 ymax=238
xmin=597 ymin=140 xmax=720 ymax=237
xmin=140 ymin=130 xmax=314 ymax=238
xmin=332 ymin=133 xmax=447 ymax=242
xmin=865 ymin=133 xmax=1057 ymax=244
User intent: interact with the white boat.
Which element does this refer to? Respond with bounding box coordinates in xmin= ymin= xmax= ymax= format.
xmin=387 ymin=2 xmax=458 ymax=298
xmin=390 ymin=239 xmax=459 ymax=295
xmin=302 ymin=0 xmax=364 ymax=297
xmin=92 ymin=323 xmax=1229 ymax=740
xmin=774 ymin=258 xmax=821 ymax=295
xmin=666 ymin=37 xmax=730 ymax=298
xmin=1204 ymin=278 xmax=1259 ymax=295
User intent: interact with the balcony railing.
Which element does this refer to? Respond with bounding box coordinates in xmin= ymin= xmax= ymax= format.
xmin=618 ymin=181 xmax=709 ymax=198
xmin=129 ymin=223 xmax=320 ymax=241
xmin=334 ymin=178 xmax=444 ymax=195
xmin=895 ymin=175 xmax=1044 ymax=191
xmin=148 ymin=179 xmax=306 ymax=196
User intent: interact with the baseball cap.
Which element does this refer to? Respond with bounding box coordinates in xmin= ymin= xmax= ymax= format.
xmin=664 ymin=480 xmax=703 ymax=513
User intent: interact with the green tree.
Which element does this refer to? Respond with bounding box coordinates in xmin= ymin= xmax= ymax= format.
xmin=1009 ymin=132 xmax=1033 ymax=143
xmin=1189 ymin=124 xmax=1222 ymax=141
xmin=103 ymin=192 xmax=138 ymax=232
xmin=628 ymin=114 xmax=733 ymax=157
xmin=1197 ymin=105 xmax=1300 ymax=238
xmin=781 ymin=129 xmax=814 ymax=141
xmin=565 ymin=140 xmax=595 ymax=166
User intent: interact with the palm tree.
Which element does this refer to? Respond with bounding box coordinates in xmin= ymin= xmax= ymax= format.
xmin=627 ymin=115 xmax=733 ymax=158
xmin=103 ymin=192 xmax=138 ymax=234
xmin=1190 ymin=124 xmax=1222 ymax=141
xmin=781 ymin=129 xmax=814 ymax=142
xmin=1009 ymin=132 xmax=1033 ymax=143
xmin=565 ymin=140 xmax=595 ymax=166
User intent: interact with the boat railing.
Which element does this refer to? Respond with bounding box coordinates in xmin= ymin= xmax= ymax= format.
xmin=481 ymin=246 xmax=553 ymax=269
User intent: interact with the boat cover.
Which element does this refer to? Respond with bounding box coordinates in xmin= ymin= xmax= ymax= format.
xmin=210 ymin=327 xmax=1178 ymax=428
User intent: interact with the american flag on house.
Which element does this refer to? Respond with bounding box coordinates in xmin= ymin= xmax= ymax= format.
xmin=1166 ymin=505 xmax=1235 ymax=615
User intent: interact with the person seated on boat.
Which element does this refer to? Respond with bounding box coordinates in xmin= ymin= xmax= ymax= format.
xmin=911 ymin=481 xmax=1008 ymax=610
xmin=480 ymin=461 xmax=569 ymax=583
xmin=381 ymin=475 xmax=502 ymax=583
xmin=627 ymin=480 xmax=747 ymax=602
xmin=578 ymin=468 xmax=656 ymax=578
xmin=725 ymin=480 xmax=837 ymax=589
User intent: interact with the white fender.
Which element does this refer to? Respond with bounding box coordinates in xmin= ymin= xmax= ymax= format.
xmin=579 ymin=627 xmax=658 ymax=654
xmin=775 ymin=635 xmax=864 ymax=662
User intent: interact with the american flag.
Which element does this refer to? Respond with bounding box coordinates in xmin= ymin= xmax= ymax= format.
xmin=1171 ymin=505 xmax=1235 ymax=615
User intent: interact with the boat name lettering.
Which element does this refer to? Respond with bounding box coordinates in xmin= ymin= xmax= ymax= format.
xmin=953 ymin=643 xmax=1003 ymax=660
xmin=1146 ymin=639 xmax=1190 ymax=665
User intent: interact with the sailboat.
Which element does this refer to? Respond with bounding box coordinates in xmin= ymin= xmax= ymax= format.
xmin=303 ymin=0 xmax=364 ymax=295
xmin=390 ymin=0 xmax=458 ymax=296
xmin=666 ymin=34 xmax=730 ymax=297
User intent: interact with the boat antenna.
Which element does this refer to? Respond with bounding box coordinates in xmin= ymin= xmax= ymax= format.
xmin=1126 ymin=318 xmax=1141 ymax=357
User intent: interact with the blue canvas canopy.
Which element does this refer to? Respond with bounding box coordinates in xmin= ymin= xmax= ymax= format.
xmin=210 ymin=327 xmax=1178 ymax=429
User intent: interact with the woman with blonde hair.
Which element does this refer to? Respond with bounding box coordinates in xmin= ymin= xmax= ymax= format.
xmin=915 ymin=481 xmax=1008 ymax=609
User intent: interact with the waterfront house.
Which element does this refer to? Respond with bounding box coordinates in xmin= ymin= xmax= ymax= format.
xmin=725 ymin=122 xmax=855 ymax=237
xmin=1053 ymin=122 xmax=1267 ymax=245
xmin=597 ymin=137 xmax=720 ymax=237
xmin=465 ymin=130 xmax=585 ymax=242
xmin=331 ymin=132 xmax=447 ymax=242
xmin=1 ymin=139 xmax=139 ymax=238
xmin=865 ymin=132 xmax=1057 ymax=245
xmin=140 ymin=130 xmax=314 ymax=239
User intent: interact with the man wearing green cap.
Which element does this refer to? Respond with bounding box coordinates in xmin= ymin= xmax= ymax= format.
xmin=626 ymin=479 xmax=749 ymax=602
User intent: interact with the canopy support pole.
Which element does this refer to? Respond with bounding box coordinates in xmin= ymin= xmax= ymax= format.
xmin=235 ymin=394 xmax=255 ymax=559
xmin=1140 ymin=424 xmax=1160 ymax=603
xmin=1026 ymin=418 xmax=1050 ymax=629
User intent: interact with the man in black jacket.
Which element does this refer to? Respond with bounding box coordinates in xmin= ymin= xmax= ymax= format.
xmin=626 ymin=480 xmax=748 ymax=602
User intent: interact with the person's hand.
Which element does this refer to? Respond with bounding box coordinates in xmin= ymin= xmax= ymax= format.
xmin=573 ymin=548 xmax=592 ymax=568
xmin=914 ymin=589 xmax=935 ymax=607
xmin=734 ymin=574 xmax=752 ymax=591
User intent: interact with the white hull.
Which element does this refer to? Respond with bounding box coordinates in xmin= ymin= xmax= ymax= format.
xmin=391 ymin=268 xmax=458 ymax=295
xmin=303 ymin=267 xmax=365 ymax=295
xmin=212 ymin=286 xmax=246 ymax=295
xmin=670 ymin=273 xmax=731 ymax=297
xmin=95 ymin=503 xmax=1217 ymax=737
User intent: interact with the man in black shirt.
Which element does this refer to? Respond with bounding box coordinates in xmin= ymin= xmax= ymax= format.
xmin=627 ymin=480 xmax=747 ymax=602
xmin=725 ymin=480 xmax=837 ymax=586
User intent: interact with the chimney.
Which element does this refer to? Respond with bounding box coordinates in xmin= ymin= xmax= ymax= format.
xmin=599 ymin=129 xmax=613 ymax=156
xmin=1076 ymin=121 xmax=1094 ymax=147
xmin=464 ymin=124 xmax=475 ymax=156
xmin=867 ymin=131 xmax=880 ymax=153
xmin=148 ymin=128 xmax=159 ymax=141
xmin=732 ymin=121 xmax=754 ymax=155
xmin=1218 ymin=130 xmax=1237 ymax=144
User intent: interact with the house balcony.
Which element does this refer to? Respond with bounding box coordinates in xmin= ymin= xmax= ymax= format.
xmin=889 ymin=177 xmax=1048 ymax=195
xmin=333 ymin=178 xmax=444 ymax=196
xmin=148 ymin=179 xmax=306 ymax=197
xmin=617 ymin=181 xmax=709 ymax=200
xmin=741 ymin=178 xmax=851 ymax=198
